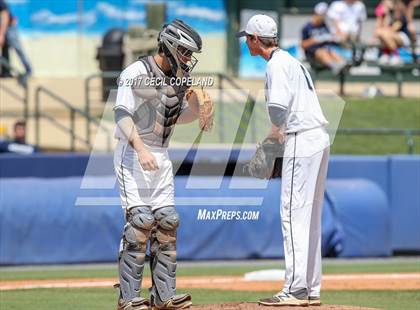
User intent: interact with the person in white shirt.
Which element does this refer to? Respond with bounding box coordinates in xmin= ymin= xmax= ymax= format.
xmin=327 ymin=0 xmax=367 ymax=42
xmin=237 ymin=14 xmax=330 ymax=307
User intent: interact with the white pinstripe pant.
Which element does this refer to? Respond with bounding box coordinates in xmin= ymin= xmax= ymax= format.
xmin=281 ymin=127 xmax=330 ymax=298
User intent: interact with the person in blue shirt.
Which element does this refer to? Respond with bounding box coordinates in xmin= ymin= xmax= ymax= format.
xmin=301 ymin=2 xmax=346 ymax=74
xmin=0 ymin=120 xmax=39 ymax=154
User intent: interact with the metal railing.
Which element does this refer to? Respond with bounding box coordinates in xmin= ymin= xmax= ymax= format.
xmin=335 ymin=128 xmax=420 ymax=154
xmin=85 ymin=71 xmax=121 ymax=145
xmin=84 ymin=71 xmax=419 ymax=154
xmin=35 ymin=86 xmax=112 ymax=152
xmin=0 ymin=56 xmax=29 ymax=122
xmin=84 ymin=71 xmax=257 ymax=144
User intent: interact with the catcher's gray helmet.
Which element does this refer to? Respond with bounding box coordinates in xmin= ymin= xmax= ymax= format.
xmin=158 ymin=19 xmax=202 ymax=77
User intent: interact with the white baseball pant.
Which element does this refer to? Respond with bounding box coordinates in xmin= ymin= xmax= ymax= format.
xmin=114 ymin=140 xmax=175 ymax=211
xmin=281 ymin=126 xmax=330 ymax=298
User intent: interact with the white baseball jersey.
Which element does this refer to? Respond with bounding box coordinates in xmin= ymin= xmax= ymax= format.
xmin=327 ymin=0 xmax=367 ymax=36
xmin=113 ymin=60 xmax=178 ymax=210
xmin=265 ymin=49 xmax=328 ymax=134
xmin=113 ymin=61 xmax=148 ymax=140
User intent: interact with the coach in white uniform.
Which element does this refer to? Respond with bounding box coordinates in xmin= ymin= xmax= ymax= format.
xmin=237 ymin=15 xmax=330 ymax=307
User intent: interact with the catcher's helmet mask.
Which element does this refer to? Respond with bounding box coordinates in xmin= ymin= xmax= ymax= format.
xmin=158 ymin=19 xmax=202 ymax=77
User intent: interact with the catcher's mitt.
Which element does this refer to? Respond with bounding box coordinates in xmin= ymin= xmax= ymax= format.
xmin=244 ymin=138 xmax=284 ymax=179
xmin=186 ymin=88 xmax=214 ymax=131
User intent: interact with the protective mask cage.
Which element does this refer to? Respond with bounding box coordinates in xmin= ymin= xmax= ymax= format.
xmin=175 ymin=46 xmax=198 ymax=74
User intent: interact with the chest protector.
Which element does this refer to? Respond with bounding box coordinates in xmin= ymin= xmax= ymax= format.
xmin=132 ymin=56 xmax=189 ymax=147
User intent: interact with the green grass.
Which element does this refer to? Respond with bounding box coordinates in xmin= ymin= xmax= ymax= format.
xmin=322 ymin=290 xmax=420 ymax=310
xmin=330 ymin=97 xmax=420 ymax=154
xmin=1 ymin=260 xmax=419 ymax=309
xmin=337 ymin=97 xmax=420 ymax=129
xmin=169 ymin=97 xmax=420 ymax=154
xmin=1 ymin=288 xmax=419 ymax=310
xmin=1 ymin=260 xmax=419 ymax=281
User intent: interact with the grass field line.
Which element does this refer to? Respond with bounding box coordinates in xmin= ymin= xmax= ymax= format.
xmin=1 ymin=257 xmax=418 ymax=271
xmin=1 ymin=272 xmax=418 ymax=291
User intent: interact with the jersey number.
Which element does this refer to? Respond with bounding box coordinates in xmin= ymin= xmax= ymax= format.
xmin=300 ymin=65 xmax=313 ymax=91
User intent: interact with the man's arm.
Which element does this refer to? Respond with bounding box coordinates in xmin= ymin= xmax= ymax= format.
xmin=301 ymin=26 xmax=318 ymax=50
xmin=301 ymin=36 xmax=317 ymax=50
xmin=356 ymin=3 xmax=368 ymax=41
xmin=407 ymin=0 xmax=420 ymax=41
xmin=267 ymin=105 xmax=287 ymax=143
xmin=0 ymin=9 xmax=9 ymax=47
xmin=265 ymin=63 xmax=291 ymax=142
xmin=114 ymin=109 xmax=158 ymax=171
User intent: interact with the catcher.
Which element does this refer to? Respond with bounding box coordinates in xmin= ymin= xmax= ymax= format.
xmin=113 ymin=19 xmax=213 ymax=310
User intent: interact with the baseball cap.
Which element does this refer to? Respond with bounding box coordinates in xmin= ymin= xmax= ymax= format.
xmin=236 ymin=14 xmax=277 ymax=38
xmin=314 ymin=2 xmax=328 ymax=15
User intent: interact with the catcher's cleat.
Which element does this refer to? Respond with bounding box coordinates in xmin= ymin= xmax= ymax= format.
xmin=308 ymin=296 xmax=321 ymax=306
xmin=258 ymin=291 xmax=309 ymax=307
xmin=117 ymin=297 xmax=150 ymax=310
xmin=152 ymin=293 xmax=192 ymax=310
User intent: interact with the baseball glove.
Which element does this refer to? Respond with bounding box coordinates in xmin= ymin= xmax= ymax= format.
xmin=186 ymin=88 xmax=214 ymax=131
xmin=243 ymin=138 xmax=284 ymax=179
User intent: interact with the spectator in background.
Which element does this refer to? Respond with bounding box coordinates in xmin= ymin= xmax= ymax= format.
xmin=301 ymin=2 xmax=347 ymax=74
xmin=0 ymin=0 xmax=11 ymax=76
xmin=13 ymin=120 xmax=26 ymax=144
xmin=374 ymin=0 xmax=411 ymax=65
xmin=0 ymin=0 xmax=32 ymax=84
xmin=405 ymin=0 xmax=420 ymax=43
xmin=0 ymin=120 xmax=39 ymax=154
xmin=327 ymin=0 xmax=367 ymax=42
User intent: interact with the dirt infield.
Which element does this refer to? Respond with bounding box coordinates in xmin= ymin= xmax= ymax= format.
xmin=0 ymin=273 xmax=419 ymax=291
xmin=191 ymin=303 xmax=377 ymax=310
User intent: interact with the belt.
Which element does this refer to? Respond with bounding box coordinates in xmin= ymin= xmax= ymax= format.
xmin=286 ymin=126 xmax=325 ymax=135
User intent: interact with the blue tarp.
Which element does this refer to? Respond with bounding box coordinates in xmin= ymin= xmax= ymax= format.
xmin=0 ymin=176 xmax=390 ymax=265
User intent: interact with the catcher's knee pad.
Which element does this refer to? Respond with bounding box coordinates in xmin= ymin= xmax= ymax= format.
xmin=118 ymin=206 xmax=155 ymax=302
xmin=153 ymin=206 xmax=179 ymax=250
xmin=150 ymin=206 xmax=180 ymax=306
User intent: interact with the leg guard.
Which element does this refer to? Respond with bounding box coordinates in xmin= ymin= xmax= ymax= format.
xmin=118 ymin=206 xmax=155 ymax=303
xmin=150 ymin=206 xmax=191 ymax=308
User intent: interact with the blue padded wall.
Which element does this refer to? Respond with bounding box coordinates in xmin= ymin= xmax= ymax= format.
xmin=326 ymin=179 xmax=391 ymax=257
xmin=0 ymin=176 xmax=390 ymax=265
xmin=389 ymin=156 xmax=420 ymax=250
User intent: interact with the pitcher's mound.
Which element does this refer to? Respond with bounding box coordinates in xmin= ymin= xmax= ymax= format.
xmin=191 ymin=303 xmax=377 ymax=310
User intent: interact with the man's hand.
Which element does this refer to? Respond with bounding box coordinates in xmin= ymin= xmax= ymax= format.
xmin=0 ymin=34 xmax=5 ymax=47
xmin=137 ymin=148 xmax=159 ymax=171
xmin=185 ymin=88 xmax=214 ymax=131
xmin=267 ymin=125 xmax=285 ymax=144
